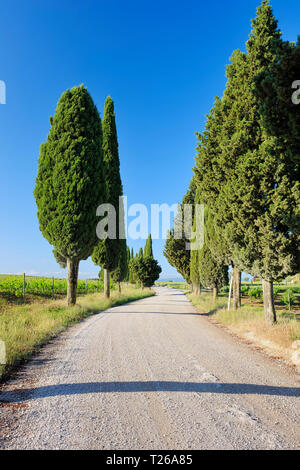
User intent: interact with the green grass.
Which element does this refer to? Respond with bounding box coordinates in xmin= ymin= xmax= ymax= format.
xmin=187 ymin=292 xmax=300 ymax=349
xmin=0 ymin=286 xmax=154 ymax=381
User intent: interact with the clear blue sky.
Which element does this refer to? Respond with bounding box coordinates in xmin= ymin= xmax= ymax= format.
xmin=0 ymin=0 xmax=298 ymax=279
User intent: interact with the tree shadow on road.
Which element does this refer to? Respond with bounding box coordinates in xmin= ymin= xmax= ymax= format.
xmin=1 ymin=381 xmax=299 ymax=403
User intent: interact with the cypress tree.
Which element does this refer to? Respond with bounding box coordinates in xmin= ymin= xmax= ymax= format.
xmin=129 ymin=248 xmax=136 ymax=284
xmin=198 ymin=245 xmax=228 ymax=302
xmin=53 ymin=249 xmax=67 ymax=269
xmin=92 ymin=96 xmax=123 ymax=298
xmin=197 ymin=208 xmax=229 ymax=302
xmin=34 ymin=85 xmax=104 ymax=305
xmin=190 ymin=189 xmax=201 ymax=294
xmin=195 ymin=1 xmax=298 ymax=322
xmin=163 ymin=180 xmax=196 ymax=285
xmin=131 ymin=257 xmax=162 ymax=288
xmin=228 ymin=0 xmax=298 ymax=323
xmin=125 ymin=246 xmax=131 ymax=282
xmin=164 ymin=229 xmax=191 ymax=284
xmin=111 ymin=239 xmax=128 ymax=292
xmin=194 ymin=96 xmax=240 ymax=306
xmin=144 ymin=234 xmax=153 ymax=258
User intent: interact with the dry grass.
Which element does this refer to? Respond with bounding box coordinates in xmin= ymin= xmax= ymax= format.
xmin=187 ymin=292 xmax=300 ymax=351
xmin=0 ymin=286 xmax=154 ymax=381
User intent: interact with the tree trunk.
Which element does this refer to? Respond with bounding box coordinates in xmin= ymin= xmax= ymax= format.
xmin=67 ymin=258 xmax=79 ymax=306
xmin=117 ymin=281 xmax=121 ymax=293
xmin=192 ymin=282 xmax=200 ymax=295
xmin=233 ymin=268 xmax=241 ymax=310
xmin=104 ymin=269 xmax=110 ymax=298
xmin=212 ymin=286 xmax=218 ymax=303
xmin=262 ymin=279 xmax=276 ymax=324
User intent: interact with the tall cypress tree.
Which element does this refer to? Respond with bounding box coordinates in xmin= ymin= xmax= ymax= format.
xmin=126 ymin=246 xmax=131 ymax=282
xmin=190 ymin=188 xmax=202 ymax=294
xmin=111 ymin=239 xmax=128 ymax=292
xmin=92 ymin=96 xmax=123 ymax=298
xmin=196 ymin=207 xmax=229 ymax=302
xmin=34 ymin=85 xmax=104 ymax=305
xmin=195 ymin=1 xmax=298 ymax=322
xmin=194 ymin=96 xmax=240 ymax=305
xmin=163 ymin=179 xmax=196 ymax=285
xmin=129 ymin=248 xmax=136 ymax=284
xmin=228 ymin=0 xmax=298 ymax=323
xmin=144 ymin=234 xmax=153 ymax=258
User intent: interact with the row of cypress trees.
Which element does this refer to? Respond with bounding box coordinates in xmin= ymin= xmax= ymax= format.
xmin=34 ymin=87 xmax=128 ymax=304
xmin=165 ymin=0 xmax=300 ymax=324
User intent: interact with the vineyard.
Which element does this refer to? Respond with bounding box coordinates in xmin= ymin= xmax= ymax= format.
xmin=0 ymin=274 xmax=110 ymax=299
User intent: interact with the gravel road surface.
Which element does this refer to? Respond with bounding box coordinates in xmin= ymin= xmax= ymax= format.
xmin=0 ymin=287 xmax=299 ymax=450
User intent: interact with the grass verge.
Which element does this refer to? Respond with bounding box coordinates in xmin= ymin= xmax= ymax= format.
xmin=187 ymin=292 xmax=300 ymax=363
xmin=0 ymin=286 xmax=154 ymax=381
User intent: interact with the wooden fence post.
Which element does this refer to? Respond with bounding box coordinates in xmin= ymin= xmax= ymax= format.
xmin=23 ymin=273 xmax=26 ymax=301
xmin=228 ymin=273 xmax=233 ymax=311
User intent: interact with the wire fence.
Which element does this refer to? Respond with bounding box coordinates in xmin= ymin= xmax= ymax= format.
xmin=0 ymin=274 xmax=104 ymax=299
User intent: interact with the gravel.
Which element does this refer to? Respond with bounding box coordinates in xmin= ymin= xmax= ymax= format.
xmin=0 ymin=287 xmax=299 ymax=450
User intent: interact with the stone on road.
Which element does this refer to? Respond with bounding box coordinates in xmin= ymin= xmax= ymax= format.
xmin=0 ymin=287 xmax=299 ymax=449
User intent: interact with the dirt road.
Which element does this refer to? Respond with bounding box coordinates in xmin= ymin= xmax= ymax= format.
xmin=0 ymin=287 xmax=299 ymax=449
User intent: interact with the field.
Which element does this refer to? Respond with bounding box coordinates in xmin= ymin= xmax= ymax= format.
xmin=0 ymin=285 xmax=154 ymax=381
xmin=220 ymin=282 xmax=300 ymax=317
xmin=156 ymin=281 xmax=189 ymax=289
xmin=0 ymin=274 xmax=110 ymax=300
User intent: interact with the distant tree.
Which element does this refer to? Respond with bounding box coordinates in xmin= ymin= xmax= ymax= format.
xmin=197 ymin=208 xmax=229 ymax=302
xmin=190 ymin=189 xmax=202 ymax=294
xmin=164 ymin=228 xmax=191 ymax=285
xmin=163 ymin=180 xmax=196 ymax=285
xmin=144 ymin=234 xmax=153 ymax=258
xmin=198 ymin=245 xmax=228 ymax=302
xmin=34 ymin=85 xmax=104 ymax=305
xmin=129 ymin=248 xmax=136 ymax=284
xmin=111 ymin=240 xmax=128 ymax=292
xmin=125 ymin=246 xmax=131 ymax=282
xmin=92 ymin=96 xmax=123 ymax=298
xmin=131 ymin=257 xmax=162 ymax=288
